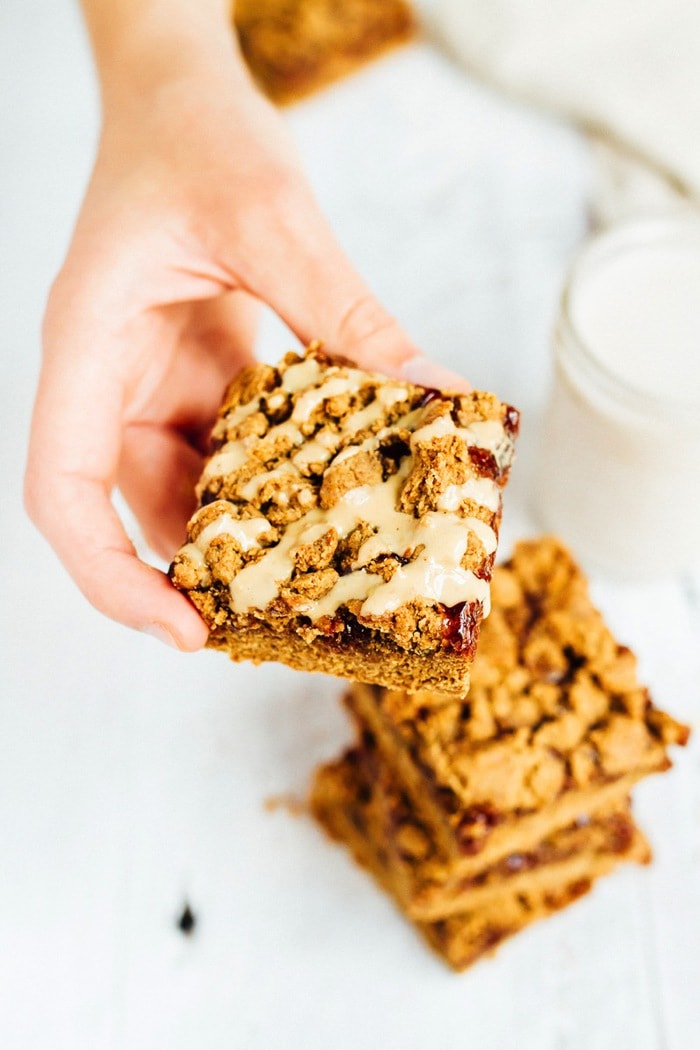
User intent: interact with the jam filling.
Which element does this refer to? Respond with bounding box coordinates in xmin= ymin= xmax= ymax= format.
xmin=442 ymin=600 xmax=480 ymax=654
xmin=468 ymin=446 xmax=500 ymax=480
xmin=503 ymin=405 xmax=520 ymax=436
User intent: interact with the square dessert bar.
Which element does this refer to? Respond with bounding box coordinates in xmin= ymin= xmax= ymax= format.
xmin=311 ymin=746 xmax=649 ymax=971
xmin=312 ymin=743 xmax=650 ymax=924
xmin=344 ymin=538 xmax=689 ymax=868
xmin=171 ymin=345 xmax=519 ymax=693
xmin=233 ymin=0 xmax=416 ymax=105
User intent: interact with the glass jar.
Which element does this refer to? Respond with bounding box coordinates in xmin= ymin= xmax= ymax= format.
xmin=534 ymin=212 xmax=700 ymax=578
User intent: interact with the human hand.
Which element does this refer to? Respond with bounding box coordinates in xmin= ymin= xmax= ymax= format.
xmin=25 ymin=5 xmax=467 ymax=650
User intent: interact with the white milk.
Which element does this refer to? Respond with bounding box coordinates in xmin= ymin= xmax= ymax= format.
xmin=535 ymin=215 xmax=700 ymax=578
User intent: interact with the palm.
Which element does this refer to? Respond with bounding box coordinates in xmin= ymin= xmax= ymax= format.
xmin=116 ymin=284 xmax=259 ymax=559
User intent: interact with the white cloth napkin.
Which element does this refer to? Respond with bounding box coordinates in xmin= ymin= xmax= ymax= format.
xmin=430 ymin=0 xmax=700 ymax=220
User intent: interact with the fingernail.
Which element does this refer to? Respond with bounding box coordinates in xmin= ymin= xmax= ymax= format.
xmin=141 ymin=622 xmax=181 ymax=649
xmin=400 ymin=354 xmax=471 ymax=393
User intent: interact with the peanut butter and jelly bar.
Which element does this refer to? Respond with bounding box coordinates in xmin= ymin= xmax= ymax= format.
xmin=170 ymin=345 xmax=519 ymax=693
xmin=312 ymin=744 xmax=650 ymax=923
xmin=344 ymin=539 xmax=689 ymax=865
xmin=311 ymin=747 xmax=649 ymax=971
xmin=233 ymin=0 xmax=416 ymax=105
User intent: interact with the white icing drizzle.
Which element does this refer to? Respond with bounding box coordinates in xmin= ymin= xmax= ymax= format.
xmin=281 ymin=356 xmax=323 ymax=392
xmin=342 ymin=398 xmax=389 ymax=435
xmin=238 ymin=462 xmax=301 ymax=502
xmin=342 ymin=383 xmax=409 ymax=436
xmin=463 ymin=515 xmax=498 ymax=555
xmin=309 ymin=569 xmax=381 ymax=619
xmin=330 ymin=442 xmax=373 ymax=468
xmin=377 ymin=384 xmax=411 ymax=407
xmin=294 ymin=522 xmax=336 ymax=548
xmin=227 ymin=461 xmax=495 ymax=620
xmin=409 ymin=414 xmax=455 ymax=446
xmin=393 ymin=406 xmax=425 ymax=431
xmin=292 ymin=429 xmax=338 ymax=469
xmin=210 ymin=398 xmax=261 ymax=441
xmin=209 ymin=363 xmax=415 ymax=482
xmin=208 ymin=356 xmax=321 ymax=444
xmin=291 ymin=373 xmax=365 ymax=423
xmin=361 ymin=535 xmax=490 ymax=617
xmin=437 ymin=477 xmax=501 ymax=513
xmin=466 ymin=419 xmax=514 ymax=467
xmin=195 ymin=513 xmax=271 ymax=553
xmin=410 ymin=413 xmax=508 ymax=455
xmin=188 ymin=353 xmax=513 ymax=625
xmin=199 ymin=443 xmax=248 ymax=484
xmin=316 ymin=398 xmax=415 ymax=469
xmin=178 ymin=542 xmax=207 ymax=569
xmin=202 ymin=420 xmax=306 ymax=486
xmin=260 ymin=419 xmax=304 ymax=448
xmin=326 ymin=403 xmax=422 ymax=470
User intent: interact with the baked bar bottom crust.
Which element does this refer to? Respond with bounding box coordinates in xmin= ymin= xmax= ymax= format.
xmin=207 ymin=621 xmax=472 ymax=694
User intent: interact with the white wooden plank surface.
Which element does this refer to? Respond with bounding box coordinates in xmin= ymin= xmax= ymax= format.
xmin=1 ymin=2 xmax=698 ymax=1048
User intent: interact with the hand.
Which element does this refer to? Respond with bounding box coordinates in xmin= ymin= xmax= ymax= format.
xmin=25 ymin=8 xmax=467 ymax=650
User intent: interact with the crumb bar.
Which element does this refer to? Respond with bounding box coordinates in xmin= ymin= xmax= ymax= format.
xmin=345 ymin=538 xmax=689 ymax=864
xmin=312 ymin=748 xmax=648 ymax=971
xmin=171 ymin=345 xmax=519 ymax=693
xmin=233 ymin=0 xmax=416 ymax=105
xmin=312 ymin=744 xmax=650 ymax=922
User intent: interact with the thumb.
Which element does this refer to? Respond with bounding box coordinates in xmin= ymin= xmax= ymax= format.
xmin=237 ymin=183 xmax=470 ymax=391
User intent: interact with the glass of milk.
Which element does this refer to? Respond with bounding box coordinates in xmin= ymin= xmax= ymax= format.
xmin=534 ymin=212 xmax=700 ymax=578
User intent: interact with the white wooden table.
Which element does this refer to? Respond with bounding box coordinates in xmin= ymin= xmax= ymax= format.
xmin=2 ymin=3 xmax=699 ymax=1048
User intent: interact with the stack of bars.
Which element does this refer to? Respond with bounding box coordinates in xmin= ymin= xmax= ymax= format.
xmin=311 ymin=537 xmax=689 ymax=971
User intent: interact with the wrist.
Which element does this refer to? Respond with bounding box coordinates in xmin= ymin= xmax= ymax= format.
xmin=83 ymin=1 xmax=244 ymax=112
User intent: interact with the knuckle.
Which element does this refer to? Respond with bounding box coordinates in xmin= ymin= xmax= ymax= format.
xmin=78 ymin=543 xmax=135 ymax=618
